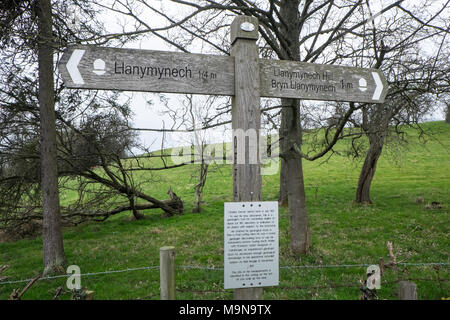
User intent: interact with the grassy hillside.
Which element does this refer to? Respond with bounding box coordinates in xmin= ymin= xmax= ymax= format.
xmin=0 ymin=121 xmax=448 ymax=300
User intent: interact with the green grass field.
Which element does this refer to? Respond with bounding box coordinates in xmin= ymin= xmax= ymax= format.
xmin=0 ymin=121 xmax=448 ymax=300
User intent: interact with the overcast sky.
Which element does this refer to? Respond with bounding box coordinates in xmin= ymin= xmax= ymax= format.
xmin=90 ymin=0 xmax=448 ymax=152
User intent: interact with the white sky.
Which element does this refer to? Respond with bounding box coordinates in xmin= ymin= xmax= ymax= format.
xmin=87 ymin=0 xmax=448 ymax=152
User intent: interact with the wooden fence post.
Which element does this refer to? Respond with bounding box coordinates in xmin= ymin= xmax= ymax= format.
xmin=160 ymin=246 xmax=176 ymax=300
xmin=230 ymin=15 xmax=263 ymax=300
xmin=398 ymin=281 xmax=418 ymax=300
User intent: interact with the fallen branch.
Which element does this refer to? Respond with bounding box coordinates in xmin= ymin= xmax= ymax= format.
xmin=9 ymin=274 xmax=40 ymax=300
xmin=53 ymin=286 xmax=63 ymax=300
xmin=62 ymin=188 xmax=184 ymax=223
xmin=1 ymin=189 xmax=184 ymax=228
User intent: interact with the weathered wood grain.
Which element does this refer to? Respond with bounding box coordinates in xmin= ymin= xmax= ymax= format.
xmin=231 ymin=16 xmax=261 ymax=204
xmin=398 ymin=281 xmax=418 ymax=300
xmin=230 ymin=15 xmax=259 ymax=44
xmin=58 ymin=46 xmax=235 ymax=96
xmin=59 ymin=46 xmax=388 ymax=104
xmin=160 ymin=246 xmax=176 ymax=300
xmin=231 ymin=15 xmax=263 ymax=301
xmin=260 ymin=59 xmax=388 ymax=103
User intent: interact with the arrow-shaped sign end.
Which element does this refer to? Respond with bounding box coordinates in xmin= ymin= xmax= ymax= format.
xmin=371 ymin=72 xmax=383 ymax=101
xmin=67 ymin=49 xmax=85 ymax=85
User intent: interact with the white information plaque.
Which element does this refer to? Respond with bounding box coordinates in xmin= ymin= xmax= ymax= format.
xmin=224 ymin=201 xmax=279 ymax=289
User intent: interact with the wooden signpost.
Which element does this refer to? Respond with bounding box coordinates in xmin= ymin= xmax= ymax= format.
xmin=260 ymin=59 xmax=387 ymax=103
xmin=58 ymin=46 xmax=235 ymax=96
xmin=59 ymin=46 xmax=387 ymax=104
xmin=229 ymin=16 xmax=263 ymax=300
xmin=59 ymin=15 xmax=387 ymax=300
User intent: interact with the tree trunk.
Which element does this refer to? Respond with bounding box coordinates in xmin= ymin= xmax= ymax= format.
xmin=279 ymin=0 xmax=310 ymax=254
xmin=355 ymin=136 xmax=384 ymax=204
xmin=37 ymin=0 xmax=66 ymax=275
xmin=283 ymin=99 xmax=311 ymax=254
xmin=446 ymin=104 xmax=450 ymax=123
xmin=128 ymin=195 xmax=144 ymax=220
xmin=193 ymin=160 xmax=208 ymax=213
xmin=278 ymin=113 xmax=289 ymax=207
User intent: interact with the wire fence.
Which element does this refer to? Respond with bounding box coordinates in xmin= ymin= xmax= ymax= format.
xmin=1 ymin=262 xmax=448 ymax=286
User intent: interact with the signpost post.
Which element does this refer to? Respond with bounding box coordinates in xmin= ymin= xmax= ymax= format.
xmin=58 ymin=15 xmax=388 ymax=301
xmin=229 ymin=16 xmax=263 ymax=300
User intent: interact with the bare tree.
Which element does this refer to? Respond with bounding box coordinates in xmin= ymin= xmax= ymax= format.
xmin=186 ymin=95 xmax=211 ymax=213
xmin=337 ymin=1 xmax=450 ymax=203
xmin=0 ymin=1 xmax=186 ymax=240
xmin=0 ymin=0 xmax=113 ymax=274
xmin=3 ymin=0 xmax=438 ymax=256
xmin=96 ymin=0 xmax=433 ymax=254
xmin=277 ymin=0 xmax=311 ymax=253
xmin=158 ymin=94 xmax=230 ymax=213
